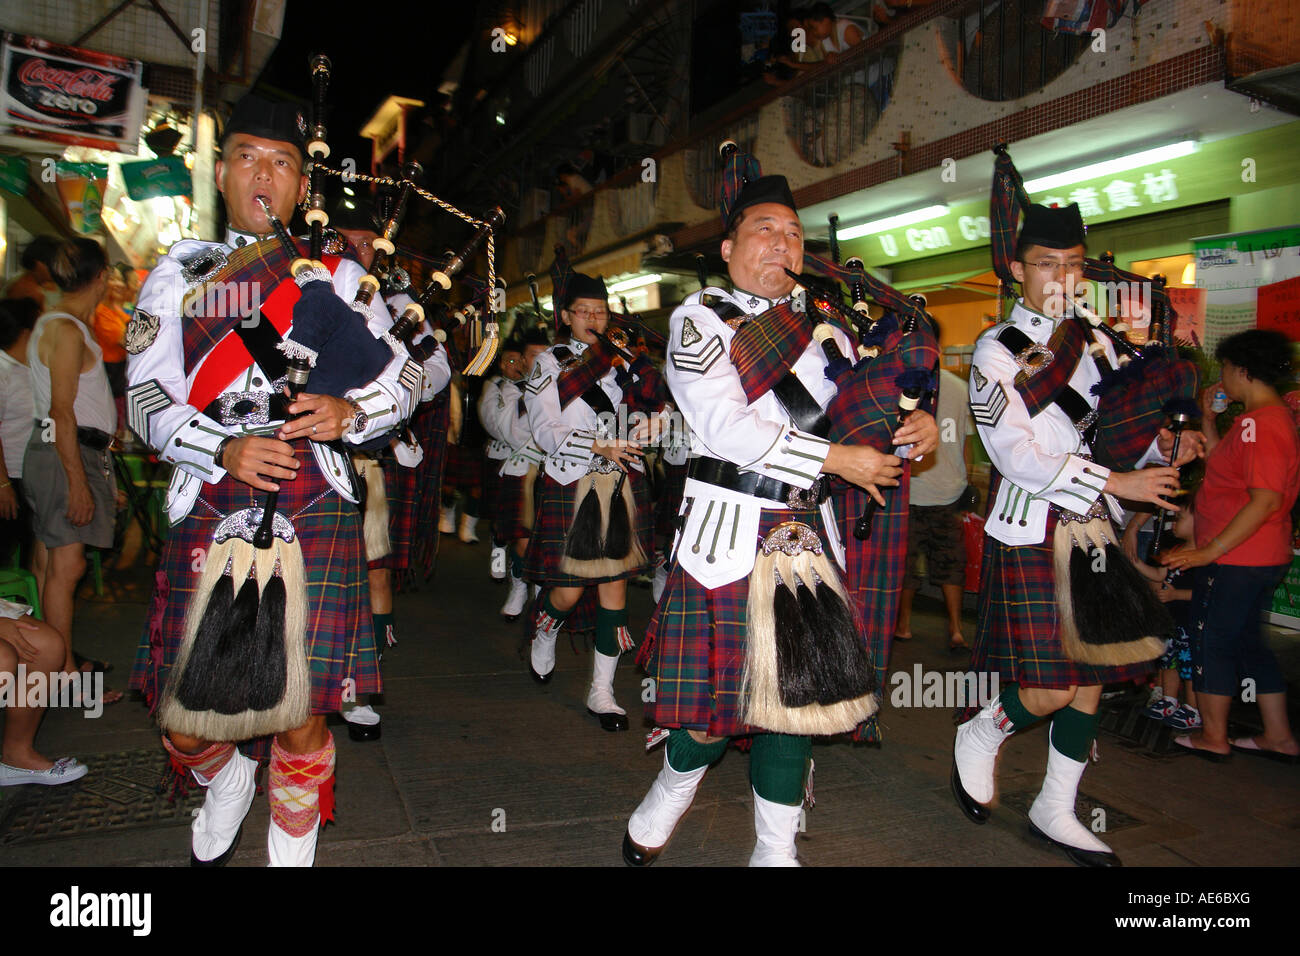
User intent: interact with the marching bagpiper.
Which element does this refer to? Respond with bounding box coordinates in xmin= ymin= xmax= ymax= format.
xmin=125 ymin=93 xmax=422 ymax=866
xmin=328 ymin=192 xmax=452 ymax=740
xmin=624 ymin=144 xmax=938 ymax=866
xmin=952 ymin=202 xmax=1204 ymax=866
xmin=480 ymin=326 xmax=551 ymax=619
xmin=521 ymin=257 xmax=665 ymax=731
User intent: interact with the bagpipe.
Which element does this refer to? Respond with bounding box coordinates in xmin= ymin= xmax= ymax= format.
xmin=989 ymin=144 xmax=1196 ymax=667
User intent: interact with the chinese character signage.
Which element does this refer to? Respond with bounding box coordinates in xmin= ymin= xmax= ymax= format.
xmin=0 ymin=33 xmax=144 ymax=152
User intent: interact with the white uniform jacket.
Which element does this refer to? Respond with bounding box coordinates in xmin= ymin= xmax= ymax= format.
xmin=126 ymin=230 xmax=424 ymax=524
xmin=478 ymin=375 xmax=514 ymax=461
xmin=481 ymin=373 xmax=543 ymax=477
xmin=969 ymin=300 xmax=1166 ymax=547
xmin=666 ymin=286 xmax=853 ymax=589
xmin=524 ymin=339 xmax=655 ymax=486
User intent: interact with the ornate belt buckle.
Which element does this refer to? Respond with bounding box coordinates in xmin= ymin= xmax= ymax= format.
xmin=588 ymin=456 xmax=620 ymax=475
xmin=1014 ymin=343 xmax=1054 ymax=378
xmin=218 ymin=390 xmax=272 ymax=426
xmin=784 ymin=476 xmax=826 ymax=510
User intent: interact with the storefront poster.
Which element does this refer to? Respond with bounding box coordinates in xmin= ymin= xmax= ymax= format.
xmin=1256 ymin=275 xmax=1300 ymax=340
xmin=1202 ymin=302 xmax=1256 ymax=355
xmin=0 ymin=153 xmax=27 ymax=195
xmin=1168 ymin=286 xmax=1206 ymax=345
xmin=120 ymin=155 xmax=192 ymax=201
xmin=0 ymin=33 xmax=144 ymax=152
xmin=55 ymin=161 xmax=108 ymax=234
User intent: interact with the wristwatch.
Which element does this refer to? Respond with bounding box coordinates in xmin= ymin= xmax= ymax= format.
xmin=342 ymin=399 xmax=367 ymax=437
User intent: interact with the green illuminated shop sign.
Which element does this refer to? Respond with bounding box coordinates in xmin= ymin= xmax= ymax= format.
xmin=840 ymin=122 xmax=1300 ymax=268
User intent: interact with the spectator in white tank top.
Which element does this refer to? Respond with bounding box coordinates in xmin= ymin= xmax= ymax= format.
xmin=22 ymin=238 xmax=123 ymax=700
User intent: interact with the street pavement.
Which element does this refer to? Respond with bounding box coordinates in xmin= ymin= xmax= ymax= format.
xmin=2 ymin=534 xmax=1298 ymax=868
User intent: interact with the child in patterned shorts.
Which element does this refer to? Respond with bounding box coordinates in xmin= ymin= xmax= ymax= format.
xmin=1132 ymin=507 xmax=1199 ymax=729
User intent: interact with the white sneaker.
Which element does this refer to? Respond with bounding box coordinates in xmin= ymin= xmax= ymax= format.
xmin=191 ymin=750 xmax=257 ymax=865
xmin=490 ymin=545 xmax=507 ymax=579
xmin=623 ymin=753 xmax=709 ymax=865
xmin=438 ymin=506 xmax=456 ymax=534
xmin=1027 ymin=744 xmax=1119 ymax=866
xmin=458 ymin=513 xmax=480 ymax=544
xmin=749 ymin=791 xmax=803 ymax=867
xmin=501 ymin=573 xmax=529 ymax=619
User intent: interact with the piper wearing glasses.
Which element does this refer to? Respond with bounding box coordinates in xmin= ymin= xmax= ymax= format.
xmin=953 ymin=202 xmax=1202 ymax=866
xmin=520 ymin=262 xmax=665 ymax=732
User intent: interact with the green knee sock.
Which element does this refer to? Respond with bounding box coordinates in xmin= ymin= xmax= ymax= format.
xmin=372 ymin=612 xmax=394 ymax=647
xmin=595 ymin=606 xmax=626 ymax=656
xmin=541 ymin=592 xmax=572 ymax=623
xmin=998 ymin=682 xmax=1038 ymax=732
xmin=666 ymin=729 xmax=728 ymax=773
xmin=750 ymin=733 xmax=812 ymax=806
xmin=1049 ymin=705 xmax=1099 ymax=762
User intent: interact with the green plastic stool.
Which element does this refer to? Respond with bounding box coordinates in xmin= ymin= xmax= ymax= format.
xmin=0 ymin=567 xmax=42 ymax=619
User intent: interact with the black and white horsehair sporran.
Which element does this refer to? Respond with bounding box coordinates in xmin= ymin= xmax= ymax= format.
xmin=743 ymin=521 xmax=877 ymax=735
xmin=1053 ymin=500 xmax=1171 ymax=666
xmin=355 ymin=455 xmax=392 ymax=562
xmin=561 ymin=462 xmax=646 ymax=577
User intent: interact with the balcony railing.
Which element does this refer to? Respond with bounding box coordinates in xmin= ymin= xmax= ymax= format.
xmin=784 ymin=45 xmax=897 ymax=167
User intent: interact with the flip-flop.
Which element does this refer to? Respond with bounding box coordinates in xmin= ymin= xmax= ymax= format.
xmin=74 ymin=652 xmax=113 ymax=674
xmin=893 ymin=633 xmax=913 ymax=642
xmin=1229 ymin=737 xmax=1300 ymax=765
xmin=1172 ymin=734 xmax=1231 ymax=763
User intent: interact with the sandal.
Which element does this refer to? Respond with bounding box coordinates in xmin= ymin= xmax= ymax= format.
xmin=74 ymin=652 xmax=113 ymax=674
xmin=1172 ymin=735 xmax=1231 ymax=763
xmin=1229 ymin=737 xmax=1300 ymax=765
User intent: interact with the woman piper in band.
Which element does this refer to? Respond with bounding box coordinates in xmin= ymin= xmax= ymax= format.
xmin=521 ymin=260 xmax=665 ymax=732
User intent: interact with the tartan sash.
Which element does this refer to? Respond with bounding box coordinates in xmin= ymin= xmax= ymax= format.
xmin=999 ymin=316 xmax=1088 ymax=419
xmin=726 ymin=301 xmax=818 ymax=406
xmin=554 ymin=344 xmax=616 ymax=415
xmin=183 ymin=239 xmax=343 ymax=412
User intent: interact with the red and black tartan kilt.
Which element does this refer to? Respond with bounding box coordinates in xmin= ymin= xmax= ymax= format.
xmin=522 ymin=468 xmax=652 ymax=588
xmin=973 ymin=521 xmax=1152 ymax=689
xmin=638 ymin=504 xmax=858 ymax=739
xmin=653 ymin=461 xmax=688 ymax=545
xmin=369 ymin=452 xmax=417 ymax=572
xmin=496 ymin=469 xmax=534 ymax=542
xmin=444 ymin=441 xmax=481 ymax=492
xmin=129 ymin=457 xmax=381 ymax=722
xmin=481 ymin=453 xmax=505 ymax=524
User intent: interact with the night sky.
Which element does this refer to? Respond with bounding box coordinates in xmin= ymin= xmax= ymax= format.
xmin=255 ymin=1 xmax=478 ymax=168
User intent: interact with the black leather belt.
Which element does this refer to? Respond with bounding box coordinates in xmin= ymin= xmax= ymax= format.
xmin=688 ymin=455 xmax=828 ymax=508
xmin=76 ymin=426 xmax=112 ymax=451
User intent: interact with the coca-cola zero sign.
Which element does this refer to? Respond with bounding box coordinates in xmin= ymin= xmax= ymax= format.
xmin=1 ymin=33 xmax=143 ymax=151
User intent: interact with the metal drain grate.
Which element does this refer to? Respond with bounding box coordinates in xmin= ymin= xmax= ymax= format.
xmin=0 ymin=748 xmax=204 ymax=847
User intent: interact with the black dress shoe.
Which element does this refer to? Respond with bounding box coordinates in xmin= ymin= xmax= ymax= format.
xmin=529 ymin=664 xmax=553 ymax=685
xmin=589 ymin=708 xmax=629 ymax=732
xmin=1028 ymin=821 xmax=1122 ymax=867
xmin=347 ymin=721 xmax=382 ymax=742
xmin=191 ymin=825 xmax=242 ymax=867
xmin=951 ymin=762 xmax=990 ymax=824
xmin=622 ymin=830 xmax=660 ymax=866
